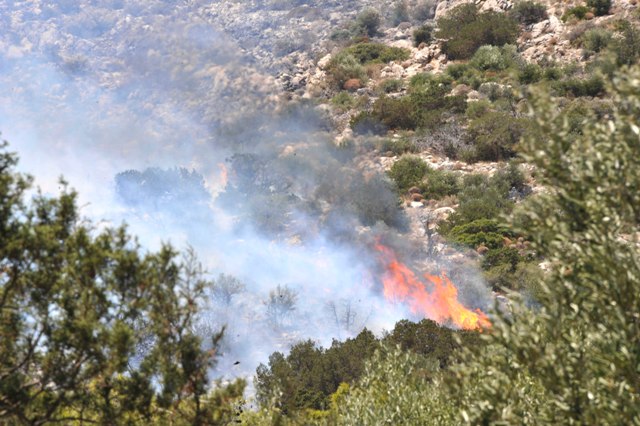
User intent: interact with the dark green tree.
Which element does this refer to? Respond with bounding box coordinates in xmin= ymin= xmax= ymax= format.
xmin=0 ymin=142 xmax=244 ymax=425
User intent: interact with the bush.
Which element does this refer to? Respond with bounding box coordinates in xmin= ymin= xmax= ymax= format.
xmin=587 ymin=0 xmax=611 ymax=16
xmin=419 ymin=169 xmax=461 ymax=199
xmin=446 ymin=63 xmax=470 ymax=80
xmin=464 ymin=112 xmax=532 ymax=162
xmin=378 ymin=78 xmax=404 ymax=94
xmin=331 ymin=91 xmax=356 ymax=111
xmin=344 ymin=42 xmax=411 ymax=64
xmin=388 ymin=155 xmax=430 ymax=190
xmin=470 ymin=45 xmax=516 ymax=71
xmin=413 ymin=0 xmax=438 ymax=21
xmin=562 ymin=5 xmax=590 ymax=21
xmin=509 ymin=1 xmax=548 ymax=25
xmin=449 ymin=219 xmax=511 ymax=249
xmin=350 ymin=112 xmax=387 ymax=135
xmin=610 ymin=21 xmax=640 ymax=67
xmin=436 ymin=4 xmax=520 ymax=60
xmin=413 ymin=24 xmax=433 ymax=47
xmin=580 ymin=28 xmax=612 ymax=53
xmin=482 ymin=246 xmax=521 ymax=270
xmin=377 ymin=137 xmax=417 ymax=155
xmin=326 ymin=51 xmax=367 ymax=89
xmin=353 ymin=8 xmax=382 ymax=37
xmin=554 ymin=75 xmax=605 ymax=97
xmin=518 ymin=62 xmax=543 ymax=84
xmin=371 ymin=96 xmax=417 ymax=130
xmin=391 ymin=1 xmax=410 ymax=26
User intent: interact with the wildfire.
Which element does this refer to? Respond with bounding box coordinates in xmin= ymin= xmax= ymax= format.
xmin=375 ymin=242 xmax=491 ymax=331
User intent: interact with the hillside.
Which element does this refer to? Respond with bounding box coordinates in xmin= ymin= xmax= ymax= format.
xmin=0 ymin=0 xmax=639 ymax=424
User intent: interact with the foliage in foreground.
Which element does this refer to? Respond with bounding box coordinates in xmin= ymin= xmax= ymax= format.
xmin=0 ymin=144 xmax=244 ymax=424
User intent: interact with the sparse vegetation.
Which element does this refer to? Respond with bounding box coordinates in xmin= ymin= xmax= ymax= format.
xmin=436 ymin=4 xmax=520 ymax=60
xmin=509 ymin=0 xmax=548 ymax=25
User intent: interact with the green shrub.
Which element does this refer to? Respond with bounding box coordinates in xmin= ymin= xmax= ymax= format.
xmin=448 ymin=218 xmax=511 ymax=249
xmin=482 ymin=246 xmax=521 ymax=270
xmin=371 ymin=96 xmax=417 ymax=130
xmin=344 ymin=43 xmax=411 ymax=64
xmin=587 ymin=0 xmax=611 ymax=16
xmin=377 ymin=137 xmax=417 ymax=155
xmin=465 ymin=100 xmax=492 ymax=119
xmin=610 ymin=21 xmax=640 ymax=67
xmin=353 ymin=8 xmax=382 ymax=37
xmin=554 ymin=75 xmax=605 ymax=97
xmin=542 ymin=65 xmax=563 ymax=80
xmin=446 ymin=63 xmax=470 ymax=80
xmin=470 ymin=45 xmax=514 ymax=71
xmin=436 ymin=4 xmax=520 ymax=60
xmin=388 ymin=155 xmax=430 ymax=190
xmin=419 ymin=169 xmax=461 ymax=199
xmin=377 ymin=78 xmax=404 ymax=94
xmin=350 ymin=112 xmax=387 ymax=135
xmin=562 ymin=5 xmax=590 ymax=21
xmin=413 ymin=0 xmax=437 ymax=21
xmin=331 ymin=92 xmax=356 ymax=111
xmin=518 ymin=63 xmax=543 ymax=84
xmin=464 ymin=112 xmax=532 ymax=162
xmin=326 ymin=51 xmax=367 ymax=89
xmin=391 ymin=1 xmax=410 ymax=25
xmin=509 ymin=1 xmax=548 ymax=25
xmin=413 ymin=24 xmax=433 ymax=47
xmin=580 ymin=28 xmax=612 ymax=53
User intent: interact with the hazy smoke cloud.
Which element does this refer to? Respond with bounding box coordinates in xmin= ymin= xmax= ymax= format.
xmin=0 ymin=0 xmax=491 ymax=387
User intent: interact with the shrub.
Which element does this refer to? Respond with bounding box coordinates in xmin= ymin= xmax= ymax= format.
xmin=377 ymin=137 xmax=417 ymax=155
xmin=378 ymin=78 xmax=404 ymax=94
xmin=388 ymin=155 xmax=430 ymax=190
xmin=446 ymin=63 xmax=470 ymax=80
xmin=470 ymin=45 xmax=516 ymax=71
xmin=464 ymin=112 xmax=532 ymax=162
xmin=331 ymin=91 xmax=356 ymax=111
xmin=354 ymin=8 xmax=382 ymax=37
xmin=371 ymin=96 xmax=417 ymax=130
xmin=413 ymin=0 xmax=438 ymax=21
xmin=413 ymin=24 xmax=433 ymax=47
xmin=436 ymin=4 xmax=520 ymax=60
xmin=580 ymin=28 xmax=612 ymax=53
xmin=518 ymin=62 xmax=543 ymax=84
xmin=420 ymin=169 xmax=461 ymax=199
xmin=610 ymin=21 xmax=640 ymax=67
xmin=326 ymin=51 xmax=367 ymax=89
xmin=562 ymin=5 xmax=590 ymax=21
xmin=391 ymin=1 xmax=410 ymax=26
xmin=350 ymin=112 xmax=387 ymax=135
xmin=482 ymin=246 xmax=521 ymax=270
xmin=587 ymin=0 xmax=611 ymax=16
xmin=554 ymin=75 xmax=605 ymax=97
xmin=509 ymin=1 xmax=548 ymax=25
xmin=344 ymin=43 xmax=411 ymax=64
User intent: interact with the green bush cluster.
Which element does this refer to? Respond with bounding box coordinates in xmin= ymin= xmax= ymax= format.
xmin=462 ymin=111 xmax=534 ymax=162
xmin=387 ymin=155 xmax=430 ymax=190
xmin=325 ymin=51 xmax=367 ymax=89
xmin=352 ymin=8 xmax=382 ymax=37
xmin=419 ymin=169 xmax=461 ymax=200
xmin=343 ymin=42 xmax=411 ymax=64
xmin=377 ymin=137 xmax=417 ymax=155
xmin=377 ymin=78 xmax=404 ymax=94
xmin=470 ymin=45 xmax=519 ymax=71
xmin=562 ymin=5 xmax=590 ymax=21
xmin=413 ymin=24 xmax=433 ymax=47
xmin=254 ymin=319 xmax=477 ymax=414
xmin=587 ymin=0 xmax=611 ymax=16
xmin=436 ymin=4 xmax=520 ymax=59
xmin=553 ymin=74 xmax=604 ymax=97
xmin=509 ymin=0 xmax=548 ymax=25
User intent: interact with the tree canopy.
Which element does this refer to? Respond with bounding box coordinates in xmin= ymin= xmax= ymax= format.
xmin=0 ymin=143 xmax=244 ymax=425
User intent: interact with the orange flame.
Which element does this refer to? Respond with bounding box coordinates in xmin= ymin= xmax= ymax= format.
xmin=375 ymin=242 xmax=491 ymax=331
xmin=218 ymin=163 xmax=228 ymax=188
